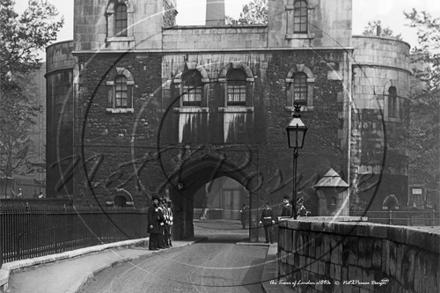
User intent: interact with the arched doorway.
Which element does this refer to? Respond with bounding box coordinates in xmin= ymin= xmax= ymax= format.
xmin=162 ymin=155 xmax=259 ymax=241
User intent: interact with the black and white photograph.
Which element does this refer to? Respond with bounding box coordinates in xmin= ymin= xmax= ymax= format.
xmin=0 ymin=0 xmax=439 ymax=292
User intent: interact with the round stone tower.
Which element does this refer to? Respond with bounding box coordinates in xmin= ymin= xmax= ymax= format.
xmin=350 ymin=36 xmax=411 ymax=211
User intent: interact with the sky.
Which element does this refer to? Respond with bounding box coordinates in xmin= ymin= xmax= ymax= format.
xmin=13 ymin=0 xmax=440 ymax=55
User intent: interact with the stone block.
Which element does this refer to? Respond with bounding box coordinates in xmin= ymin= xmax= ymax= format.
xmin=331 ymin=240 xmax=343 ymax=265
xmin=309 ymin=236 xmax=316 ymax=258
xmin=318 ymin=260 xmax=326 ymax=276
xmin=381 ymin=240 xmax=390 ymax=275
xmin=371 ymin=239 xmax=382 ymax=270
xmin=286 ymin=229 xmax=293 ymax=252
xmin=322 ymin=235 xmax=331 ymax=262
xmin=342 ymin=284 xmax=352 ymax=293
xmin=357 ymin=239 xmax=372 ymax=269
xmin=388 ymin=241 xmax=397 ymax=278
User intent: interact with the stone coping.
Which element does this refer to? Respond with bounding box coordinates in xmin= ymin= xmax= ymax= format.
xmin=279 ymin=219 xmax=440 ymax=254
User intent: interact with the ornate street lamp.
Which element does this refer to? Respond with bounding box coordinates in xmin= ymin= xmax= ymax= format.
xmin=285 ymin=104 xmax=308 ymax=219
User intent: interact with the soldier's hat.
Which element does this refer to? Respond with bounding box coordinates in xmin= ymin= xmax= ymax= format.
xmin=152 ymin=194 xmax=161 ymax=201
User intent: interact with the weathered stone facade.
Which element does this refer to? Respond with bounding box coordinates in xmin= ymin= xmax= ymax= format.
xmin=278 ymin=219 xmax=439 ymax=293
xmin=46 ymin=0 xmax=410 ymax=241
xmin=351 ymin=36 xmax=411 ymax=211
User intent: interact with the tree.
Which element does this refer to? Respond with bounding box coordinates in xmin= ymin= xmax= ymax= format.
xmin=362 ymin=20 xmax=402 ymax=40
xmin=404 ymin=9 xmax=440 ymax=207
xmin=225 ymin=0 xmax=268 ymax=25
xmin=0 ymin=0 xmax=63 ymax=196
xmin=0 ymin=0 xmax=64 ymax=79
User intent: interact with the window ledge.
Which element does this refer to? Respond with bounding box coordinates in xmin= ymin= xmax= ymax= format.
xmin=285 ymin=106 xmax=314 ymax=112
xmin=106 ymin=108 xmax=134 ymax=114
xmin=385 ymin=117 xmax=400 ymax=122
xmin=285 ymin=33 xmax=315 ymax=40
xmin=218 ymin=107 xmax=254 ymax=113
xmin=106 ymin=36 xmax=135 ymax=42
xmin=173 ymin=107 xmax=209 ymax=113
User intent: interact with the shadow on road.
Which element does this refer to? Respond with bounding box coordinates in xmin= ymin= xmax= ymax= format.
xmin=193 ymin=219 xmax=250 ymax=243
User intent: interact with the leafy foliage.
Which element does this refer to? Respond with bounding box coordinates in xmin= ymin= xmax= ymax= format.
xmin=404 ymin=9 xmax=440 ymax=204
xmin=225 ymin=0 xmax=268 ymax=25
xmin=0 ymin=0 xmax=63 ymax=186
xmin=0 ymin=0 xmax=64 ymax=80
xmin=362 ymin=20 xmax=402 ymax=40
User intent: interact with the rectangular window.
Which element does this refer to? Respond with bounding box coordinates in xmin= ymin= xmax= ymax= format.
xmin=115 ymin=76 xmax=128 ymax=108
xmin=182 ymin=85 xmax=202 ymax=106
xmin=227 ymin=83 xmax=246 ymax=105
xmin=294 ymin=1 xmax=308 ymax=33
xmin=115 ymin=5 xmax=128 ymax=36
xmin=293 ymin=74 xmax=307 ymax=105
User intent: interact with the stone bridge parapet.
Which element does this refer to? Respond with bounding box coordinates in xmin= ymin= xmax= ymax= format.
xmin=278 ymin=218 xmax=439 ymax=293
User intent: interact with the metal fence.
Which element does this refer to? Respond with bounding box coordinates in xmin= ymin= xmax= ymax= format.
xmin=0 ymin=202 xmax=148 ymax=264
xmin=351 ymin=210 xmax=440 ymax=226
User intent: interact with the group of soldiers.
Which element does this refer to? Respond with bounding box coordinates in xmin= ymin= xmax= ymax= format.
xmin=147 ymin=195 xmax=173 ymax=251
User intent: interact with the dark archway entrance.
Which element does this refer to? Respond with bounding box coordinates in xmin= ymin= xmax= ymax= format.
xmin=163 ymin=155 xmax=260 ymax=242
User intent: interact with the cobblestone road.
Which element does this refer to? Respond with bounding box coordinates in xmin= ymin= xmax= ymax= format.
xmin=79 ymin=220 xmax=268 ymax=293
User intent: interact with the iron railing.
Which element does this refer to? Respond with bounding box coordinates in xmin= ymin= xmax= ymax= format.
xmin=0 ymin=202 xmax=148 ymax=264
xmin=351 ymin=210 xmax=440 ymax=226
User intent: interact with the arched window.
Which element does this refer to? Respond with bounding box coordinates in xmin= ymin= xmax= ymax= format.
xmin=115 ymin=75 xmax=128 ymax=107
xmin=388 ymin=86 xmax=397 ymax=118
xmin=115 ymin=3 xmax=128 ymax=36
xmin=286 ymin=64 xmax=315 ymax=111
xmin=226 ymin=69 xmax=247 ymax=106
xmin=294 ymin=0 xmax=308 ymax=33
xmin=182 ymin=70 xmax=203 ymax=106
xmin=106 ymin=67 xmax=134 ymax=113
xmin=293 ymin=72 xmax=307 ymax=105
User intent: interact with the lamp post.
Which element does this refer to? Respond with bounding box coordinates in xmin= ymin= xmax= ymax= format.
xmin=286 ymin=104 xmax=308 ymax=219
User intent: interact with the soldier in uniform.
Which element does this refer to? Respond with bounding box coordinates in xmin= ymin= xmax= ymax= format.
xmin=165 ymin=200 xmax=174 ymax=247
xmin=259 ymin=202 xmax=275 ymax=243
xmin=147 ymin=195 xmax=163 ymax=250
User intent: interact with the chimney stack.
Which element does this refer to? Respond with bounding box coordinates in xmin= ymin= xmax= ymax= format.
xmin=206 ymin=0 xmax=225 ymax=26
xmin=376 ymin=25 xmax=382 ymax=36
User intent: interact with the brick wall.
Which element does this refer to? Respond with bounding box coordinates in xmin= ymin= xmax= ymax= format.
xmin=278 ymin=219 xmax=439 ymax=293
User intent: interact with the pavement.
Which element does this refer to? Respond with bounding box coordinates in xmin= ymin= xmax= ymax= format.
xmin=0 ymin=234 xmax=292 ymax=293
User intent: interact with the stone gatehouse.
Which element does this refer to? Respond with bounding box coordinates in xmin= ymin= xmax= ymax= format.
xmin=46 ymin=0 xmax=410 ymax=241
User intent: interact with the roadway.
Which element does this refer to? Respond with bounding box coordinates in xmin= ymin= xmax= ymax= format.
xmin=79 ymin=219 xmax=269 ymax=293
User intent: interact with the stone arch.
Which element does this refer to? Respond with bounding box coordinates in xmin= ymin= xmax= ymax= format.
xmin=106 ymin=0 xmax=134 ymax=14
xmin=163 ymin=155 xmax=254 ymax=192
xmin=107 ymin=67 xmax=134 ymax=82
xmin=382 ymin=194 xmax=400 ymax=210
xmin=174 ymin=62 xmax=209 ymax=82
xmin=219 ymin=62 xmax=254 ymax=81
xmin=159 ymin=154 xmax=259 ymax=240
xmin=286 ymin=64 xmax=314 ymax=79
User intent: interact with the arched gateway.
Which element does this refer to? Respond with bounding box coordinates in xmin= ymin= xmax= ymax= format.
xmin=157 ymin=146 xmax=261 ymax=241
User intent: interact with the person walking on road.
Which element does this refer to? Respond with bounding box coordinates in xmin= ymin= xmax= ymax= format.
xmin=147 ymin=195 xmax=162 ymax=250
xmin=259 ymin=202 xmax=275 ymax=243
xmin=240 ymin=204 xmax=249 ymax=229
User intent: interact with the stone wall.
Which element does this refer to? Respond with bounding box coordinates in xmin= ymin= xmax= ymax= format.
xmin=350 ymin=36 xmax=411 ymax=211
xmin=278 ymin=219 xmax=439 ymax=293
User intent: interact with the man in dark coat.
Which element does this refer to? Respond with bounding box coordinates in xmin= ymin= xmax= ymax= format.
xmin=147 ymin=195 xmax=162 ymax=250
xmin=259 ymin=202 xmax=275 ymax=243
xmin=281 ymin=196 xmax=293 ymax=217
